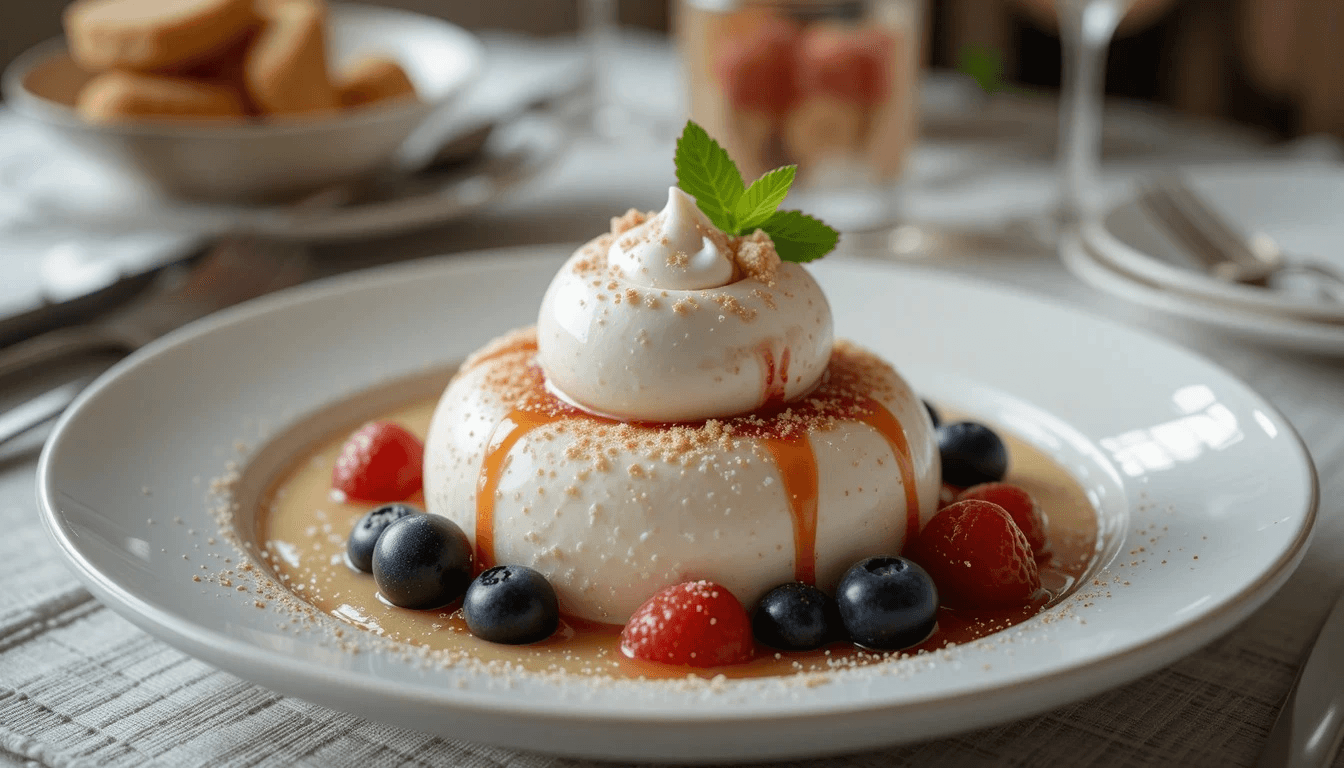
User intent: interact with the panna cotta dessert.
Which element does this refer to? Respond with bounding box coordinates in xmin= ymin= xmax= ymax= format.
xmin=253 ymin=124 xmax=1097 ymax=676
xmin=422 ymin=185 xmax=938 ymax=623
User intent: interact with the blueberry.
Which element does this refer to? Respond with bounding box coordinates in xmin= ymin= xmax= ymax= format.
xmin=922 ymin=400 xmax=941 ymax=428
xmin=346 ymin=503 xmax=421 ymax=573
xmin=462 ymin=565 xmax=560 ymax=645
xmin=752 ymin=582 xmax=840 ymax=651
xmin=937 ymin=421 xmax=1008 ymax=487
xmin=372 ymin=515 xmax=473 ymax=609
xmin=836 ymin=556 xmax=938 ymax=650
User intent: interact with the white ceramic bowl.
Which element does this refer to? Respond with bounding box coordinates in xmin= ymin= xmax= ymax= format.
xmin=1 ymin=3 xmax=482 ymax=203
xmin=36 ymin=247 xmax=1317 ymax=762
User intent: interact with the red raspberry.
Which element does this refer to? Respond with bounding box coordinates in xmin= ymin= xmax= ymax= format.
xmin=620 ymin=580 xmax=754 ymax=667
xmin=713 ymin=18 xmax=802 ymax=116
xmin=332 ymin=421 xmax=424 ymax=503
xmin=957 ymin=483 xmax=1049 ymax=557
xmin=909 ymin=500 xmax=1041 ymax=609
xmin=798 ymin=27 xmax=893 ymax=105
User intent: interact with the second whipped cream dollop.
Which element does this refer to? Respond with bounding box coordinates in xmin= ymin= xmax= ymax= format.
xmin=536 ymin=187 xmax=834 ymax=423
xmin=607 ymin=187 xmax=735 ymax=290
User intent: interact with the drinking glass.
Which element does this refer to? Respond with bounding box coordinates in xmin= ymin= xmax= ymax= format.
xmin=581 ymin=0 xmax=620 ymax=136
xmin=676 ymin=0 xmax=925 ymax=232
xmin=581 ymin=0 xmax=670 ymax=139
xmin=1055 ymin=0 xmax=1136 ymax=221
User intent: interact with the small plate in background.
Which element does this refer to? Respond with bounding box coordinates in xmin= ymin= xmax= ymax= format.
xmin=1083 ymin=163 xmax=1344 ymax=325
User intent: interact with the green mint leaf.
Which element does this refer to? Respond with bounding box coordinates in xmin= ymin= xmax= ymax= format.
xmin=675 ymin=121 xmax=744 ymax=232
xmin=958 ymin=44 xmax=1003 ymax=94
xmin=760 ymin=209 xmax=840 ymax=263
xmin=673 ymin=120 xmax=839 ymax=262
xmin=735 ymin=166 xmax=796 ymax=232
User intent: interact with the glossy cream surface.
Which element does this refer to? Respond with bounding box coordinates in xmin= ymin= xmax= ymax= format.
xmin=535 ymin=189 xmax=833 ymax=423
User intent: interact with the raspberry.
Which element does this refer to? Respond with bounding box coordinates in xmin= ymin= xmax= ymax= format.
xmin=956 ymin=483 xmax=1049 ymax=557
xmin=798 ymin=27 xmax=893 ymax=105
xmin=331 ymin=421 xmax=423 ymax=503
xmin=620 ymin=580 xmax=754 ymax=667
xmin=714 ymin=18 xmax=802 ymax=115
xmin=909 ymin=499 xmax=1040 ymax=609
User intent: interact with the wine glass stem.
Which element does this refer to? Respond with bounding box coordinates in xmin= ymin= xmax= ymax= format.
xmin=583 ymin=0 xmax=618 ymax=113
xmin=1057 ymin=1 xmax=1126 ymax=221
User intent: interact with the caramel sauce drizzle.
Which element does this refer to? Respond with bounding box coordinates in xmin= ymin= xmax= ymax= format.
xmin=475 ymin=411 xmax=565 ymax=570
xmin=759 ymin=435 xmax=820 ymax=583
xmin=853 ymin=397 xmax=921 ymax=553
xmin=757 ymin=344 xmax=793 ymax=407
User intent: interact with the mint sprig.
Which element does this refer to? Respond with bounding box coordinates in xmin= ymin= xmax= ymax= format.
xmin=675 ymin=121 xmax=745 ymax=232
xmin=735 ymin=166 xmax=795 ymax=231
xmin=674 ymin=121 xmax=839 ymax=263
xmin=759 ymin=209 xmax=840 ymax=263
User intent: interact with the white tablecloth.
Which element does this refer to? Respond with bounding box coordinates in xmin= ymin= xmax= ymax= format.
xmin=4 ymin=36 xmax=1344 ymax=768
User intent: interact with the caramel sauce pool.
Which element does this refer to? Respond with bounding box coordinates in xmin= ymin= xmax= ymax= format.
xmin=256 ymin=398 xmax=1098 ymax=680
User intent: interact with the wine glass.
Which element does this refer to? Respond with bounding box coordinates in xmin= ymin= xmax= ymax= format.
xmin=580 ymin=0 xmax=669 ymax=141
xmin=580 ymin=0 xmax=619 ymax=136
xmin=1054 ymin=0 xmax=1136 ymax=222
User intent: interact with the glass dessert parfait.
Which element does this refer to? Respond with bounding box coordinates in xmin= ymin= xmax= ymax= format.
xmin=257 ymin=125 xmax=1098 ymax=678
xmin=676 ymin=0 xmax=925 ymax=230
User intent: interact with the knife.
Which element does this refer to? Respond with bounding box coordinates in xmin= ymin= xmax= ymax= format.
xmin=0 ymin=232 xmax=205 ymax=350
xmin=1257 ymin=591 xmax=1344 ymax=768
xmin=0 ymin=237 xmax=309 ymax=446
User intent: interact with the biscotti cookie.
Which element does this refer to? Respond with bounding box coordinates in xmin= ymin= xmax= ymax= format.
xmin=336 ymin=57 xmax=417 ymax=108
xmin=243 ymin=0 xmax=338 ymax=115
xmin=64 ymin=0 xmax=255 ymax=73
xmin=76 ymin=70 xmax=246 ymax=122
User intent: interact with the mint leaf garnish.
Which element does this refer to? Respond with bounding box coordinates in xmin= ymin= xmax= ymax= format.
xmin=675 ymin=122 xmax=744 ymax=233
xmin=759 ymin=210 xmax=840 ymax=264
xmin=673 ymin=120 xmax=839 ymax=263
xmin=958 ymin=44 xmax=1004 ymax=94
xmin=736 ymin=166 xmax=796 ymax=232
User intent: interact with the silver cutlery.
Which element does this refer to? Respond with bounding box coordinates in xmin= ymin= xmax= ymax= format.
xmin=277 ymin=79 xmax=588 ymax=212
xmin=0 ymin=235 xmax=204 ymax=350
xmin=0 ymin=238 xmax=309 ymax=445
xmin=1137 ymin=175 xmax=1344 ymax=300
xmin=0 ymin=375 xmax=99 ymax=448
xmin=1257 ymin=590 xmax=1344 ymax=768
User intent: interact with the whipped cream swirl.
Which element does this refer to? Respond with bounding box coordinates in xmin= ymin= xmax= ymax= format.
xmin=607 ymin=188 xmax=735 ymax=290
xmin=536 ymin=187 xmax=834 ymax=423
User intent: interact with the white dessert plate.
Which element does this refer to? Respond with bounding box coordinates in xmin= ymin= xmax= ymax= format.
xmin=37 ymin=246 xmax=1316 ymax=762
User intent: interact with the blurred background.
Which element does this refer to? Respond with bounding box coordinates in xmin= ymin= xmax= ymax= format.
xmin=2 ymin=4 xmax=1344 ymax=766
xmin=2 ymin=0 xmax=1338 ymax=140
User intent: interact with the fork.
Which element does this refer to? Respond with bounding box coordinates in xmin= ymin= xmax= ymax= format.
xmin=1137 ymin=176 xmax=1344 ymax=300
xmin=0 ymin=238 xmax=309 ymax=444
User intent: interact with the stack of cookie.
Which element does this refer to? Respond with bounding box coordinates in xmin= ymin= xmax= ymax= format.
xmin=64 ymin=0 xmax=418 ymax=123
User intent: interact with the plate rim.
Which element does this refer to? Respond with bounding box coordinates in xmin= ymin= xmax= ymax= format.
xmin=35 ymin=246 xmax=1321 ymax=727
